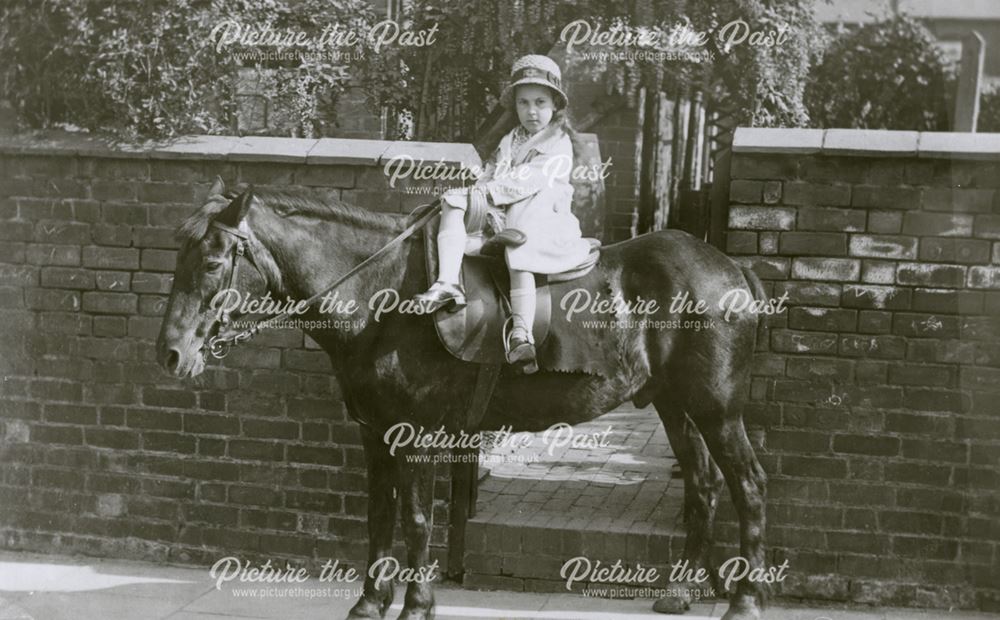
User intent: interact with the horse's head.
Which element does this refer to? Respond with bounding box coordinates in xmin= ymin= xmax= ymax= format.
xmin=156 ymin=177 xmax=271 ymax=378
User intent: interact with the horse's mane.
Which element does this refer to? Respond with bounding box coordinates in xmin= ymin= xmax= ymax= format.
xmin=176 ymin=186 xmax=404 ymax=243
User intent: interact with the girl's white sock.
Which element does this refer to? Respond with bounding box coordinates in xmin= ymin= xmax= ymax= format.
xmin=436 ymin=230 xmax=466 ymax=284
xmin=510 ymin=283 xmax=536 ymax=341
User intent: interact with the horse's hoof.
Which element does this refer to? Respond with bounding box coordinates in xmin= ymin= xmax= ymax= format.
xmin=347 ymin=596 xmax=391 ymax=619
xmin=720 ymin=597 xmax=761 ymax=620
xmin=652 ymin=592 xmax=690 ymax=614
xmin=396 ymin=609 xmax=434 ymax=620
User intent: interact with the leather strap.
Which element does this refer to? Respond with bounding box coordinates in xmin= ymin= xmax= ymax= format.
xmin=209 ymin=201 xmax=441 ymax=355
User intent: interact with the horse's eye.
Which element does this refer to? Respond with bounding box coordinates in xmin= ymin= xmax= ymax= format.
xmin=205 ymin=261 xmax=224 ymax=272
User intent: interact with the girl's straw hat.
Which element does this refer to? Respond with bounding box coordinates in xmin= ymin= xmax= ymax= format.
xmin=500 ymin=54 xmax=568 ymax=109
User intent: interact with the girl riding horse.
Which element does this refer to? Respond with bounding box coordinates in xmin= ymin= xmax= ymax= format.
xmin=412 ymin=54 xmax=593 ymax=374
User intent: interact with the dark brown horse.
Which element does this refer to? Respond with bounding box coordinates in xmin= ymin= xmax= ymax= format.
xmin=156 ymin=178 xmax=768 ymax=620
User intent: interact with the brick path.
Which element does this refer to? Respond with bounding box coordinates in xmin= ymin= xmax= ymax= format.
xmin=475 ymin=403 xmax=679 ymax=528
xmin=464 ymin=403 xmax=689 ymax=592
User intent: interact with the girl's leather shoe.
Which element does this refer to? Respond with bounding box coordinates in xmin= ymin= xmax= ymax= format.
xmin=504 ymin=321 xmax=538 ymax=374
xmin=413 ymin=281 xmax=467 ymax=313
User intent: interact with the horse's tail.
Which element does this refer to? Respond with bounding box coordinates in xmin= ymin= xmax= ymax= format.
xmin=739 ymin=265 xmax=769 ymax=351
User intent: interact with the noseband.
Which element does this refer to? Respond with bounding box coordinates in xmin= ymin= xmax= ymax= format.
xmin=204 ymin=199 xmax=441 ymax=360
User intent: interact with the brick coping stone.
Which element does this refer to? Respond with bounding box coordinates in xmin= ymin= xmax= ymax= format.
xmin=0 ymin=130 xmax=482 ymax=168
xmin=733 ymin=127 xmax=1000 ymax=160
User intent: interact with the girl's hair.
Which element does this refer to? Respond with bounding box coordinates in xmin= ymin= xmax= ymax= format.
xmin=504 ymin=84 xmax=581 ymax=154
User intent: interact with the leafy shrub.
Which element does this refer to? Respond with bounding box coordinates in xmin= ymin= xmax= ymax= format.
xmin=0 ymin=0 xmax=375 ymax=139
xmin=805 ymin=15 xmax=952 ymax=130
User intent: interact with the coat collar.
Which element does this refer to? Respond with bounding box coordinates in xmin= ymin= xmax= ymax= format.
xmin=503 ymin=123 xmax=565 ymax=165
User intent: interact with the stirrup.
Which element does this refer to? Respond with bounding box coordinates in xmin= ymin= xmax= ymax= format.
xmin=503 ymin=316 xmax=538 ymax=374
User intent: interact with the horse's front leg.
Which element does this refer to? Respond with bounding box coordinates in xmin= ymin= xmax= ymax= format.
xmin=394 ymin=450 xmax=436 ymax=620
xmin=348 ymin=427 xmax=398 ymax=620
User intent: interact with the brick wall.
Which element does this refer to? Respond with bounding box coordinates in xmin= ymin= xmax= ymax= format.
xmin=0 ymin=133 xmax=478 ymax=572
xmin=727 ymin=128 xmax=1000 ymax=610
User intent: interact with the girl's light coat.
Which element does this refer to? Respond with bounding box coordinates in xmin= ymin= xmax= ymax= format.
xmin=444 ymin=123 xmax=594 ymax=274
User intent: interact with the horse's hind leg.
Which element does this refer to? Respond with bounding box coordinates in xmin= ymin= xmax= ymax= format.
xmin=348 ymin=427 xmax=398 ymax=620
xmin=395 ymin=451 xmax=436 ymax=620
xmin=688 ymin=401 xmax=767 ymax=620
xmin=652 ymin=394 xmax=724 ymax=614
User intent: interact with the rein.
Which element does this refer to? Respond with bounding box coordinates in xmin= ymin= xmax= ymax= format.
xmin=205 ymin=200 xmax=441 ymax=359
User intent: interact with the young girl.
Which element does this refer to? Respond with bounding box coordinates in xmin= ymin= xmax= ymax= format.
xmin=413 ymin=54 xmax=593 ymax=374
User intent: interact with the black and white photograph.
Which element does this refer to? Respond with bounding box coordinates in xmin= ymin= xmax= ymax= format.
xmin=0 ymin=1 xmax=998 ymax=619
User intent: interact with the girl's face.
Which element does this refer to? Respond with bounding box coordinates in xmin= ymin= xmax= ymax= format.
xmin=515 ymin=84 xmax=556 ymax=134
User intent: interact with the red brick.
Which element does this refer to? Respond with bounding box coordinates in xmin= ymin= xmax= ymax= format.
xmin=861 ymin=260 xmax=896 ymax=284
xmin=791 ymin=258 xmax=860 ymax=282
xmin=921 ymin=187 xmax=995 ymax=213
xmin=131 ymin=272 xmax=174 ymax=294
xmin=142 ymin=388 xmax=196 ymax=409
xmin=801 ymin=156 xmax=869 ymax=184
xmin=31 ymin=425 xmax=84 ymax=445
xmin=973 ymin=214 xmax=1000 ymax=240
xmin=779 ymin=232 xmax=847 ymax=256
xmin=902 ymin=389 xmax=970 ymax=413
xmin=729 ymin=180 xmax=763 ymax=203
xmin=902 ymin=212 xmax=973 ymax=237
xmin=783 ymin=181 xmax=851 ymax=206
xmin=867 ymin=210 xmax=903 ymax=234
xmin=833 ymin=434 xmax=899 ymax=456
xmin=968 ymin=266 xmax=1000 ymax=289
xmin=725 ymin=231 xmax=758 ymax=254
xmin=881 ymin=511 xmax=943 ymax=536
xmin=896 ymin=263 xmax=966 ymax=288
xmin=788 ymin=306 xmax=857 ymax=332
xmin=911 ymin=288 xmax=983 ymax=314
xmin=888 ymin=363 xmax=955 ymax=387
xmin=26 ymin=288 xmax=80 ymax=311
xmin=892 ymin=312 xmax=960 ymax=339
xmin=91 ymin=180 xmax=138 ymax=202
xmin=857 ymin=310 xmax=892 ymax=334
xmin=849 ymin=234 xmax=917 ymax=259
xmin=140 ymin=249 xmax=177 ymax=272
xmin=149 ymin=161 xmax=206 ymax=183
xmin=728 ymin=206 xmax=795 ymax=231
xmin=85 ymin=428 xmax=139 ymax=450
xmin=82 ymin=291 xmax=137 ymax=314
xmin=919 ymin=238 xmax=991 ymax=264
xmin=959 ymin=367 xmax=1000 ymax=393
xmin=841 ymin=284 xmax=911 ymax=310
xmin=91 ymin=223 xmax=133 ymax=247
xmin=852 ymin=185 xmax=919 ymax=209
xmin=125 ymin=408 xmax=182 ymax=430
xmin=133 ymin=226 xmax=181 ymax=249
xmin=785 ymin=357 xmax=853 ymax=381
xmin=33 ymin=221 xmax=90 ymax=245
xmin=779 ymin=455 xmax=848 ymax=479
xmin=40 ymin=267 xmax=95 ymax=290
xmin=26 ymin=244 xmax=81 ymax=266
xmin=771 ymin=329 xmax=839 ymax=354
xmin=734 ymin=256 xmax=789 ymax=279
xmin=797 ymin=206 xmax=866 ymax=232
xmin=287 ymin=445 xmax=343 ymax=466
xmin=228 ymin=439 xmax=284 ymax=461
xmin=82 ymin=246 xmax=139 ymax=270
xmin=762 ymin=181 xmax=782 ymax=204
xmin=886 ymin=412 xmax=953 ymax=436
xmin=139 ymin=183 xmax=194 ymax=204
xmin=839 ymin=335 xmax=906 ymax=359
xmin=101 ymin=202 xmax=147 ymax=224
xmin=773 ymin=281 xmax=841 ymax=306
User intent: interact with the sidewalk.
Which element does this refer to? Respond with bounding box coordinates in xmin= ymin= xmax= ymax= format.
xmin=0 ymin=551 xmax=997 ymax=620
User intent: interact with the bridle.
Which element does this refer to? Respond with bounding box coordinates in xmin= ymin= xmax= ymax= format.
xmin=202 ymin=198 xmax=441 ymax=360
xmin=204 ymin=219 xmax=259 ymax=359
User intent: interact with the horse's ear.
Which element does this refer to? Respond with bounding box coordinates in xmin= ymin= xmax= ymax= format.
xmin=237 ymin=185 xmax=256 ymax=221
xmin=208 ymin=175 xmax=225 ymax=197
